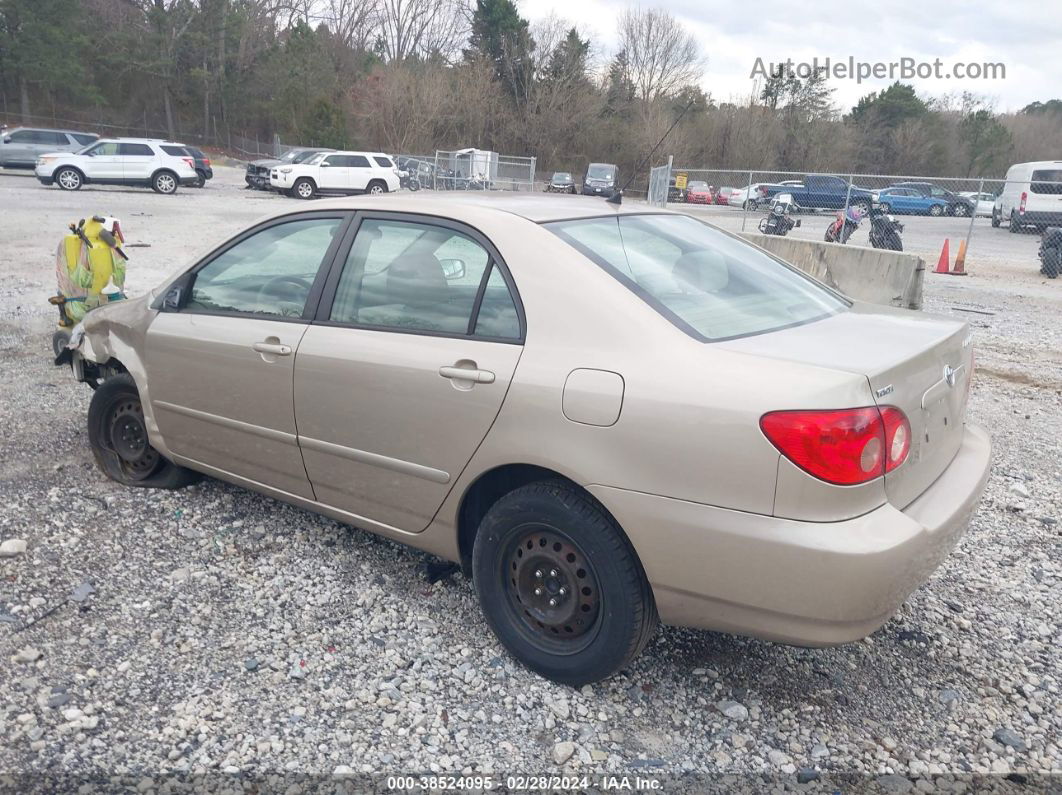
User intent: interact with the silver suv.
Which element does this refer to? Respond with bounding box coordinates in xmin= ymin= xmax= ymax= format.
xmin=0 ymin=127 xmax=98 ymax=168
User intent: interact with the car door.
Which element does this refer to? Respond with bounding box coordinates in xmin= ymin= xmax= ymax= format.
xmin=2 ymin=130 xmax=39 ymax=165
xmin=316 ymin=154 xmax=350 ymax=191
xmin=81 ymin=142 xmax=124 ymax=179
xmin=144 ymin=212 xmax=351 ymax=498
xmin=118 ymin=142 xmax=156 ymax=181
xmin=347 ymin=154 xmax=373 ymax=191
xmin=293 ymin=213 xmax=524 ymax=531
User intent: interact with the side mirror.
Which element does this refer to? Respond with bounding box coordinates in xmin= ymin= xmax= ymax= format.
xmin=152 ymin=272 xmax=194 ymax=311
xmin=320 ymin=161 xmax=330 ymax=167
xmin=439 ymin=258 xmax=466 ymax=280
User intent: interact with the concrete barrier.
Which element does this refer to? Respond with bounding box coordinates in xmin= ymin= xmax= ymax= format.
xmin=737 ymin=233 xmax=925 ymax=310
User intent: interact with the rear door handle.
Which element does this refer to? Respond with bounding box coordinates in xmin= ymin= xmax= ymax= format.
xmin=252 ymin=341 xmax=292 ymax=356
xmin=439 ymin=365 xmax=495 ymax=384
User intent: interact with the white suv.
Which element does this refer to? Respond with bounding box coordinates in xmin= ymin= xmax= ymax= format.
xmin=269 ymin=151 xmax=400 ymax=199
xmin=35 ymin=138 xmax=199 ymax=194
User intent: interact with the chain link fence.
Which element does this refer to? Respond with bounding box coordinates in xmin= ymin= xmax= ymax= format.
xmin=651 ymin=163 xmax=1062 ymax=278
xmin=430 ymin=150 xmax=536 ymax=191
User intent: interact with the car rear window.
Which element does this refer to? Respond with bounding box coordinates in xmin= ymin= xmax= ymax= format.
xmin=372 ymin=156 xmax=393 ymax=168
xmin=161 ymin=145 xmax=188 ymax=156
xmin=1030 ymin=170 xmax=1062 ymax=194
xmin=119 ymin=143 xmax=154 ymax=156
xmin=71 ymin=133 xmax=98 ymax=145
xmin=545 ymin=214 xmax=847 ymax=342
xmin=349 ymin=155 xmax=371 ymax=167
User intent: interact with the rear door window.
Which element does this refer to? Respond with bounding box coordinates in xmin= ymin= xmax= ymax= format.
xmin=119 ymin=143 xmax=154 ymax=156
xmin=349 ymin=155 xmax=371 ymax=168
xmin=547 ymin=214 xmax=846 ymax=342
xmin=161 ymin=145 xmax=189 ymax=156
xmin=1030 ymin=170 xmax=1062 ymax=194
xmin=72 ymin=133 xmax=98 ymax=146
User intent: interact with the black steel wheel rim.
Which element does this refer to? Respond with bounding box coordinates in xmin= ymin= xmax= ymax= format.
xmin=501 ymin=524 xmax=602 ymax=654
xmin=107 ymin=398 xmax=159 ymax=479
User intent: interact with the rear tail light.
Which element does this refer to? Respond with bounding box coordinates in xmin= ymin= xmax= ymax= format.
xmin=203 ymin=158 xmax=211 ymax=166
xmin=1019 ymin=192 xmax=1027 ymax=214
xmin=182 ymin=157 xmax=194 ymax=169
xmin=760 ymin=406 xmax=911 ymax=485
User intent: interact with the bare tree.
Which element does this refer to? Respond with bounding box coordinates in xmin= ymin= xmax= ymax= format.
xmin=375 ymin=0 xmax=470 ymax=62
xmin=617 ymin=7 xmax=703 ymax=104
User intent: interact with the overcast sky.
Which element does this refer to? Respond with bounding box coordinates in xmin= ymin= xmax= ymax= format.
xmin=519 ymin=0 xmax=1060 ymax=113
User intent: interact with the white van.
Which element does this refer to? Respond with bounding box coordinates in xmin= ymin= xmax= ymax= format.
xmin=992 ymin=161 xmax=1062 ymax=232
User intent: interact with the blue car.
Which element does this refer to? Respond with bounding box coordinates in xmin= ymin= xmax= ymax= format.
xmin=877 ymin=187 xmax=950 ymax=216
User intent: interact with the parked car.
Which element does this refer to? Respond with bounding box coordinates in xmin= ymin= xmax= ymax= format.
xmin=993 ymin=161 xmax=1062 ymax=232
xmin=957 ymin=191 xmax=995 ymax=218
xmin=685 ymin=181 xmax=712 ymax=204
xmin=269 ymin=151 xmax=400 ymax=198
xmin=784 ymin=175 xmax=878 ymax=212
xmin=876 ymin=187 xmax=950 ymax=216
xmin=63 ymin=195 xmax=989 ymax=686
xmin=246 ymin=147 xmax=334 ymax=190
xmin=0 ymin=127 xmax=98 ymax=168
xmin=891 ymin=182 xmax=974 ymax=217
xmin=159 ymin=143 xmax=213 ymax=188
xmin=546 ymin=172 xmax=576 ymax=193
xmin=582 ymin=162 xmax=618 ymax=196
xmin=729 ymin=183 xmax=792 ymax=209
xmin=714 ymin=186 xmax=735 ymax=206
xmin=35 ymin=138 xmax=198 ymax=194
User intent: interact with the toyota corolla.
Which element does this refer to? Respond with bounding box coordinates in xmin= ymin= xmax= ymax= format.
xmin=62 ymin=194 xmax=991 ymax=685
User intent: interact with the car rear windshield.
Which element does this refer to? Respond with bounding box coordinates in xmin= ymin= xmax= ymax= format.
xmin=1030 ymin=170 xmax=1062 ymax=194
xmin=545 ymin=214 xmax=847 ymax=342
xmin=161 ymin=145 xmax=188 ymax=156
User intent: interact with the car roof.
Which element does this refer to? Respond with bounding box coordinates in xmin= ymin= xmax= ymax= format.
xmin=6 ymin=126 xmax=97 ymax=135
xmin=264 ymin=192 xmax=669 ymax=224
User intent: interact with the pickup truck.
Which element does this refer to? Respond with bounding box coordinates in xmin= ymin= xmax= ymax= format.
xmin=779 ymin=174 xmax=878 ymax=212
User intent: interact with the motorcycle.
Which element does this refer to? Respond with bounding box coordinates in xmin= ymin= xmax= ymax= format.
xmin=397 ymin=159 xmax=422 ymax=191
xmin=1039 ymin=227 xmax=1061 ymax=278
xmin=758 ymin=198 xmax=801 ymax=236
xmin=825 ymin=204 xmax=904 ymax=251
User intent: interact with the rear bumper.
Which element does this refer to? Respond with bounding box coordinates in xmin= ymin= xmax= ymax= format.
xmin=589 ymin=423 xmax=991 ymax=646
xmin=1016 ymin=211 xmax=1062 ymax=226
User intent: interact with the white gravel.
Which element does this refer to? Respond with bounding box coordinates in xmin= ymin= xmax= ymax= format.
xmin=0 ymin=166 xmax=1059 ymax=791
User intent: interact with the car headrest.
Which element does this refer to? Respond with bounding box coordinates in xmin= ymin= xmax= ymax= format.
xmin=387 ymin=252 xmax=448 ymax=308
xmin=673 ymin=249 xmax=729 ymax=293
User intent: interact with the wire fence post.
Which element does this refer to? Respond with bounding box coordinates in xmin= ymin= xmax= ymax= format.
xmin=740 ymin=169 xmax=753 ymax=232
xmin=530 ymin=156 xmax=537 ymax=192
xmin=961 ymin=177 xmax=983 ymax=271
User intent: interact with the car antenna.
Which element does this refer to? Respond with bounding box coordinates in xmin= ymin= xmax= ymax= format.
xmin=607 ymin=96 xmax=697 ymax=206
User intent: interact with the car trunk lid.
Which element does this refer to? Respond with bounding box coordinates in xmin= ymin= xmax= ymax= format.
xmin=721 ymin=304 xmax=972 ymax=508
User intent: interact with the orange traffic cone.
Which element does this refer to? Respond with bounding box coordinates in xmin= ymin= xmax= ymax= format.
xmin=934 ymin=239 xmax=951 ymax=274
xmin=952 ymin=239 xmax=968 ymax=275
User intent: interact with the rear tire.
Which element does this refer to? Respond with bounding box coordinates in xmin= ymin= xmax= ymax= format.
xmin=151 ymin=170 xmax=178 ymax=194
xmin=87 ymin=374 xmax=200 ymax=489
xmin=991 ymin=208 xmax=1001 ymax=228
xmin=878 ymin=202 xmax=891 ymax=214
xmin=195 ymin=170 xmax=207 ymax=188
xmin=55 ymin=167 xmax=83 ymax=191
xmin=367 ymin=180 xmax=387 ymax=195
xmin=1043 ymin=246 xmax=1060 ymax=278
xmin=472 ymin=481 xmax=657 ymax=685
xmin=953 ymin=203 xmax=970 ymax=217
xmin=293 ymin=178 xmax=316 ymax=200
xmin=1010 ymin=212 xmax=1021 ymax=233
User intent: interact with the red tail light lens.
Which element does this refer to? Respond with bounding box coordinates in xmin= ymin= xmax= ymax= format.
xmin=1019 ymin=192 xmax=1027 ymax=214
xmin=203 ymin=157 xmax=211 ymax=166
xmin=182 ymin=157 xmax=194 ymax=169
xmin=760 ymin=406 xmax=910 ymax=485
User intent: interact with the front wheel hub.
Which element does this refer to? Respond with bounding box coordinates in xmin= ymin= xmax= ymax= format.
xmin=108 ymin=400 xmax=159 ymax=476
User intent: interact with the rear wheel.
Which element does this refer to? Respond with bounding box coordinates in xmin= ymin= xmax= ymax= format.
xmin=991 ymin=208 xmax=1001 ymax=228
xmin=1010 ymin=212 xmax=1021 ymax=233
xmin=367 ymin=180 xmax=387 ymax=195
xmin=151 ymin=170 xmax=178 ymax=194
xmin=472 ymin=481 xmax=657 ymax=685
xmin=851 ymin=199 xmax=871 ymax=215
xmin=195 ymin=170 xmax=207 ymax=188
xmin=952 ymin=203 xmax=970 ymax=217
xmin=1043 ymin=246 xmax=1060 ymax=278
xmin=293 ymin=178 xmax=316 ymax=200
xmin=55 ymin=167 xmax=83 ymax=191
xmin=878 ymin=202 xmax=891 ymax=213
xmin=87 ymin=374 xmax=200 ymax=489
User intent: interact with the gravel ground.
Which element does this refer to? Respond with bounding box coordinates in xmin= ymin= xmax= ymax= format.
xmin=1 ymin=167 xmax=1060 ymax=792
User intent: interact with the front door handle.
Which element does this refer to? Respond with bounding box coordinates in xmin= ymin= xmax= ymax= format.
xmin=252 ymin=341 xmax=292 ymax=356
xmin=439 ymin=365 xmax=495 ymax=384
